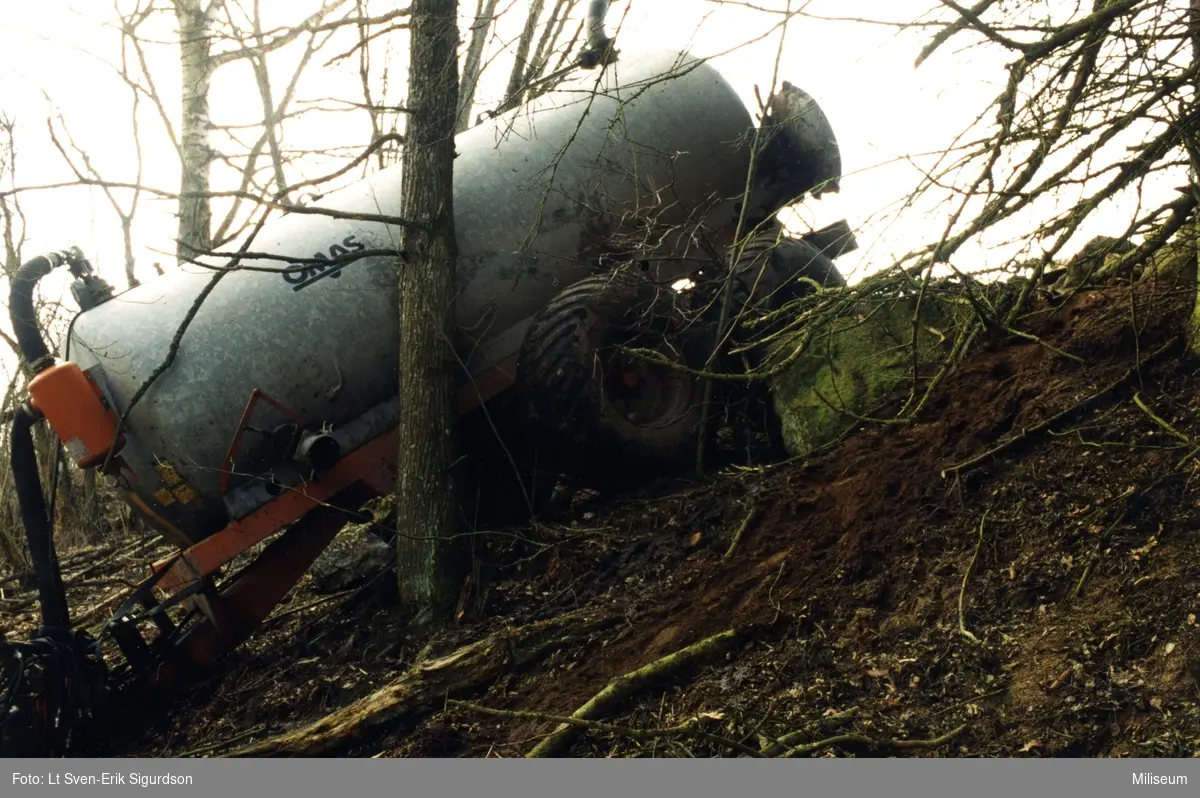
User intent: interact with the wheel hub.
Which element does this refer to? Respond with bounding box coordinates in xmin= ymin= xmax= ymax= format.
xmin=602 ymin=344 xmax=689 ymax=428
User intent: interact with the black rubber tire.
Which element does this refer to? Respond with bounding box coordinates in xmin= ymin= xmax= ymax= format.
xmin=517 ymin=270 xmax=710 ymax=475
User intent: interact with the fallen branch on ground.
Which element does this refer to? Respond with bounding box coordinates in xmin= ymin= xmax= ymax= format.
xmin=0 ymin=544 xmax=117 ymax=590
xmin=1132 ymin=392 xmax=1192 ymax=444
xmin=526 ymin=628 xmax=741 ymax=758
xmin=226 ymin=610 xmax=618 ymax=757
xmin=449 ymin=701 xmax=762 ymax=757
xmin=75 ymin=585 xmax=136 ymax=628
xmin=779 ymin=723 xmax=968 ymax=758
xmin=452 ymin=700 xmax=961 ymax=758
xmin=181 ymin=724 xmax=269 ymax=758
xmin=68 ymin=535 xmax=165 ymax=584
xmin=958 ymin=509 xmax=988 ymax=645
xmin=758 ymin=708 xmax=858 ymax=756
xmin=723 ymin=502 xmax=758 ymax=562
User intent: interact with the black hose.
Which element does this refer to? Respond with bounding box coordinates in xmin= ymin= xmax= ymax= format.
xmin=9 ymin=253 xmax=65 ymax=373
xmin=579 ymin=0 xmax=614 ymax=68
xmin=7 ymin=251 xmax=71 ymax=630
xmin=2 ymin=250 xmax=97 ymax=757
xmin=11 ymin=405 xmax=70 ymax=630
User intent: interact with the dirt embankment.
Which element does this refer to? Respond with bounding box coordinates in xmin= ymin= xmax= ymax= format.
xmin=13 ymin=273 xmax=1200 ymax=758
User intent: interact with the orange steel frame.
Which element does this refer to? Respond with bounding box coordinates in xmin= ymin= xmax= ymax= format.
xmin=218 ymin=388 xmax=307 ymax=494
xmin=125 ymin=353 xmax=520 ymax=684
xmin=151 ymin=429 xmax=397 ymax=595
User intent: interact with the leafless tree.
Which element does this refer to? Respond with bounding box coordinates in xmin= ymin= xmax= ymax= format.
xmin=456 ymin=0 xmax=501 ymax=132
xmin=393 ymin=0 xmax=465 ymax=621
xmin=871 ymin=1 xmax=1200 ymax=315
xmin=168 ymin=0 xmax=352 ymax=260
xmin=46 ymin=112 xmax=145 ymax=290
xmin=0 ymin=116 xmax=26 ymax=280
xmin=0 ymin=115 xmax=27 ymax=572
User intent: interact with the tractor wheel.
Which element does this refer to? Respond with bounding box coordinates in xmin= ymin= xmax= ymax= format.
xmin=517 ymin=270 xmax=711 ymax=476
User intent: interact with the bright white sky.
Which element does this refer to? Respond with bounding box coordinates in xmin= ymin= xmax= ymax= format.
xmin=0 ymin=1 xmax=1173 ymax=313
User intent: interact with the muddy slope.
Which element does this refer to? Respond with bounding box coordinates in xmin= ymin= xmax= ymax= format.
xmin=11 ymin=275 xmax=1199 ymax=758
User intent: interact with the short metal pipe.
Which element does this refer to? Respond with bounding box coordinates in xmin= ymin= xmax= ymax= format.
xmin=295 ymin=430 xmax=342 ymax=472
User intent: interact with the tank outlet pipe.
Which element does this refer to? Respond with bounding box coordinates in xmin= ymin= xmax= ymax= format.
xmin=295 ymin=430 xmax=342 ymax=472
xmin=579 ymin=0 xmax=616 ymax=68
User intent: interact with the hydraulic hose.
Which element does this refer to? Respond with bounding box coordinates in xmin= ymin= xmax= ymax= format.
xmin=1 ymin=248 xmax=104 ymax=758
xmin=7 ymin=250 xmax=76 ymax=630
xmin=10 ymin=404 xmax=70 ymax=630
xmin=10 ymin=251 xmax=69 ymax=374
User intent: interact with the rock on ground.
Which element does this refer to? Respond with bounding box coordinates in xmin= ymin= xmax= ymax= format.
xmin=766 ymin=288 xmax=966 ymax=457
xmin=310 ymin=497 xmax=396 ymax=592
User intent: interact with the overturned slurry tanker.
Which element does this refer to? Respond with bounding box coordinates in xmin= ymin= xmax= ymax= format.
xmin=0 ymin=45 xmax=853 ymax=755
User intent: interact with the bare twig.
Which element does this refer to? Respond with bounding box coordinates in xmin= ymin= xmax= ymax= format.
xmin=449 ymin=701 xmax=762 ymax=757
xmin=780 ymin=724 xmax=968 ymax=758
xmin=1132 ymin=392 xmax=1192 ymax=444
xmin=958 ymin=508 xmax=988 ymax=645
xmin=181 ymin=725 xmax=269 ymax=758
xmin=526 ymin=629 xmax=741 ymax=757
xmin=723 ymin=500 xmax=759 ymax=562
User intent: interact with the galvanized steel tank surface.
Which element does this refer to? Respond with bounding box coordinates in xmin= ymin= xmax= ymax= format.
xmin=67 ymin=49 xmax=765 ymax=541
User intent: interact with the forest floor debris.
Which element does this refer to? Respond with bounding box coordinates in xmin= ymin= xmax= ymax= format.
xmin=5 ymin=275 xmax=1200 ymax=757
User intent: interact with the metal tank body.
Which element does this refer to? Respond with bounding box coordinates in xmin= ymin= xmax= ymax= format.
xmin=67 ymin=48 xmax=773 ymax=545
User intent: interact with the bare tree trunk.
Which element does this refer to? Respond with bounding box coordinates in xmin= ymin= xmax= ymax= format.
xmin=1190 ymin=0 xmax=1200 ymax=353
xmin=499 ymin=0 xmax=545 ymax=113
xmin=455 ymin=0 xmax=499 ymax=133
xmin=250 ymin=0 xmax=289 ymax=198
xmin=394 ymin=0 xmax=465 ymax=622
xmin=175 ymin=0 xmax=215 ymax=262
xmin=0 ymin=117 xmax=24 ymax=572
xmin=0 ymin=194 xmax=19 ymax=275
xmin=121 ymin=216 xmax=139 ymax=288
xmin=0 ymin=114 xmax=26 ymax=274
xmin=526 ymin=0 xmax=573 ymax=89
